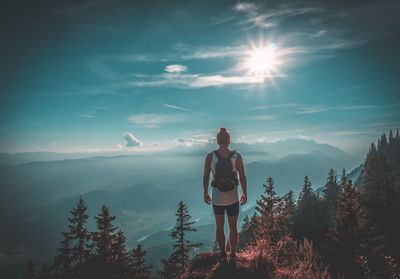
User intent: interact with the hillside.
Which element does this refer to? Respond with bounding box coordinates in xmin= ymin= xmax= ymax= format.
xmin=181 ymin=252 xmax=271 ymax=279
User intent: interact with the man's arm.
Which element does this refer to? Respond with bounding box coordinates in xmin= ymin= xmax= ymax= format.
xmin=236 ymin=154 xmax=247 ymax=205
xmin=203 ymin=153 xmax=212 ymax=204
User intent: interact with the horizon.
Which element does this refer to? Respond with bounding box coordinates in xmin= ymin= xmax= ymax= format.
xmin=1 ymin=0 xmax=399 ymax=155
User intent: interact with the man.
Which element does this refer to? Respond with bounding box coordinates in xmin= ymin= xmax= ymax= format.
xmin=203 ymin=127 xmax=247 ymax=263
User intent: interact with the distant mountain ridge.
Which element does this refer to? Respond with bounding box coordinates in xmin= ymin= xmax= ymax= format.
xmin=0 ymin=138 xmax=357 ymax=165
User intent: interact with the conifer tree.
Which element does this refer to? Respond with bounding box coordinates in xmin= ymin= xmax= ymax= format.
xmin=128 ymin=244 xmax=152 ymax=279
xmin=298 ymin=175 xmax=313 ymax=201
xmin=93 ymin=205 xmax=117 ymax=262
xmin=159 ymin=201 xmax=201 ymax=278
xmin=362 ymin=140 xmax=400 ymax=260
xmin=283 ymin=190 xmax=296 ymax=215
xmin=282 ymin=190 xmax=296 ymax=231
xmin=111 ymin=230 xmax=129 ymax=278
xmin=326 ymin=180 xmax=387 ymax=277
xmin=322 ymin=169 xmax=339 ymax=227
xmin=53 ymin=232 xmax=74 ymax=278
xmin=293 ymin=175 xmax=321 ymax=241
xmin=339 ymin=168 xmax=348 ymax=191
xmin=68 ymin=197 xmax=91 ymax=278
xmin=92 ymin=205 xmax=118 ymax=279
xmin=254 ymin=177 xmax=288 ymax=247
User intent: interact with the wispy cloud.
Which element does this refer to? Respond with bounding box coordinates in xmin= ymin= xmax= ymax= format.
xmin=127 ymin=113 xmax=188 ymax=128
xmin=297 ymin=104 xmax=378 ymax=114
xmin=250 ymin=103 xmax=299 ymax=110
xmin=80 ymin=105 xmax=109 ymax=118
xmin=80 ymin=112 xmax=96 ymax=118
xmin=163 ymin=104 xmax=191 ymax=112
xmin=231 ymin=1 xmax=399 ymax=57
xmin=233 ymin=2 xmax=324 ymax=30
xmin=297 ymin=107 xmax=329 ymax=114
xmin=176 ymin=137 xmax=211 ymax=147
xmin=178 ymin=45 xmax=246 ymax=60
xmin=246 ymin=114 xmax=277 ymax=121
xmin=326 ymin=130 xmax=372 ymax=136
xmin=122 ymin=73 xmax=275 ymax=89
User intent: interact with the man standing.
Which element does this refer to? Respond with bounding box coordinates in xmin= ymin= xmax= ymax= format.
xmin=203 ymin=127 xmax=248 ymax=263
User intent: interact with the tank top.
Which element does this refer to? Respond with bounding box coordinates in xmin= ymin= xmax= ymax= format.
xmin=210 ymin=150 xmax=240 ymax=206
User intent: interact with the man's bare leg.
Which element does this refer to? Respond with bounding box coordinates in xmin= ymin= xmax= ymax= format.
xmin=215 ymin=214 xmax=226 ymax=259
xmin=228 ymin=215 xmax=238 ymax=259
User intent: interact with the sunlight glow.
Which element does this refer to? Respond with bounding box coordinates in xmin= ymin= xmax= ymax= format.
xmin=244 ymin=43 xmax=279 ymax=80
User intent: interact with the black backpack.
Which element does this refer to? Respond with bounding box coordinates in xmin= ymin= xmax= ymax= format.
xmin=211 ymin=150 xmax=239 ymax=192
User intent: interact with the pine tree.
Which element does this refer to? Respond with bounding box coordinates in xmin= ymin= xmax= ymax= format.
xmin=322 ymin=169 xmax=339 ymax=227
xmin=254 ymin=177 xmax=288 ymax=248
xmin=128 ymin=244 xmax=152 ymax=279
xmin=298 ymin=175 xmax=313 ymax=202
xmin=159 ymin=201 xmax=201 ymax=278
xmin=93 ymin=205 xmax=117 ymax=263
xmin=255 ymin=177 xmax=277 ymax=245
xmin=52 ymin=231 xmax=74 ymax=278
xmin=326 ymin=180 xmax=387 ymax=277
xmin=339 ymin=168 xmax=348 ymax=191
xmin=92 ymin=205 xmax=118 ymax=279
xmin=282 ymin=190 xmax=296 ymax=231
xmin=362 ymin=141 xmax=400 ymax=260
xmin=283 ymin=190 xmax=296 ymax=215
xmin=293 ymin=175 xmax=321 ymax=241
xmin=111 ymin=230 xmax=129 ymax=278
xmin=68 ymin=197 xmax=91 ymax=279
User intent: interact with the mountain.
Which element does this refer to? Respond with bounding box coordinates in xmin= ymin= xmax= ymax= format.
xmin=0 ymin=138 xmax=359 ymax=276
xmin=0 ymin=141 xmax=357 ymax=248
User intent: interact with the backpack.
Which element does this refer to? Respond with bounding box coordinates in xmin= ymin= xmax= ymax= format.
xmin=211 ymin=150 xmax=239 ymax=192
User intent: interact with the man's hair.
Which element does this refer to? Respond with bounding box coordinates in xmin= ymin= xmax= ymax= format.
xmin=217 ymin=127 xmax=230 ymax=144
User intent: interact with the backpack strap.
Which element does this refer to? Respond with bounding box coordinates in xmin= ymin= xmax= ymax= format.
xmin=228 ymin=150 xmax=237 ymax=159
xmin=213 ymin=150 xmax=221 ymax=160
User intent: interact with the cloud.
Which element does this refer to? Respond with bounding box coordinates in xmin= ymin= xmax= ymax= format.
xmin=246 ymin=115 xmax=276 ymax=121
xmin=234 ymin=2 xmax=257 ymax=13
xmin=80 ymin=112 xmax=96 ymax=118
xmin=327 ymin=131 xmax=371 ymax=136
xmin=297 ymin=104 xmax=377 ymax=114
xmin=164 ymin=64 xmax=187 ymax=73
xmin=123 ymin=133 xmax=142 ymax=147
xmin=178 ymin=45 xmax=246 ymax=60
xmin=176 ymin=137 xmax=211 ymax=147
xmin=127 ymin=113 xmax=188 ymax=128
xmin=231 ymin=1 xmax=399 ymax=57
xmin=250 ymin=103 xmax=299 ymax=110
xmin=122 ymin=72 xmax=277 ymax=89
xmin=297 ymin=106 xmax=328 ymax=114
xmin=163 ymin=103 xmax=191 ymax=112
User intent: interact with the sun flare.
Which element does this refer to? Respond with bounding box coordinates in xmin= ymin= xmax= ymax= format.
xmin=244 ymin=43 xmax=278 ymax=79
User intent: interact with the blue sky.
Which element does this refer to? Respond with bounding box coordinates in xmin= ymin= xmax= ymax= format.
xmin=1 ymin=0 xmax=399 ymax=154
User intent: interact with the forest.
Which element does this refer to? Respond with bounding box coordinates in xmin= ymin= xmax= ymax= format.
xmin=20 ymin=130 xmax=400 ymax=279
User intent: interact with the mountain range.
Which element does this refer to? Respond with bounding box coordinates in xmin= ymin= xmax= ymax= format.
xmin=0 ymin=138 xmax=361 ymax=272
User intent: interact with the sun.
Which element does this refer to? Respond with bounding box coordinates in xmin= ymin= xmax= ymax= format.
xmin=244 ymin=43 xmax=278 ymax=79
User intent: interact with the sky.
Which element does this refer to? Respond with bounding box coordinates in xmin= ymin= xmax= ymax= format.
xmin=1 ymin=0 xmax=400 ymax=154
